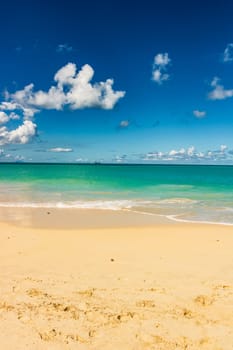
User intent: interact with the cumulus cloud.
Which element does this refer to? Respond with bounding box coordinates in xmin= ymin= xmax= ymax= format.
xmin=223 ymin=43 xmax=233 ymax=62
xmin=0 ymin=101 xmax=18 ymax=111
xmin=0 ymin=120 xmax=37 ymax=146
xmin=48 ymin=147 xmax=73 ymax=152
xmin=0 ymin=90 xmax=39 ymax=119
xmin=208 ymin=77 xmax=233 ymax=100
xmin=6 ymin=62 xmax=125 ymax=112
xmin=152 ymin=69 xmax=169 ymax=84
xmin=142 ymin=145 xmax=233 ymax=163
xmin=0 ymin=112 xmax=10 ymax=124
xmin=0 ymin=111 xmax=21 ymax=125
xmin=154 ymin=53 xmax=170 ymax=66
xmin=193 ymin=110 xmax=206 ymax=118
xmin=0 ymin=61 xmax=125 ymax=145
xmin=56 ymin=44 xmax=73 ymax=53
xmin=62 ymin=64 xmax=125 ymax=110
xmin=152 ymin=53 xmax=171 ymax=84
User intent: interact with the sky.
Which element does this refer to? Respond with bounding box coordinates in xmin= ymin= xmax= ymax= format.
xmin=0 ymin=0 xmax=233 ymax=163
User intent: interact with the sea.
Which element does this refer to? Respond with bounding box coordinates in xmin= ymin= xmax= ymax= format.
xmin=0 ymin=163 xmax=233 ymax=226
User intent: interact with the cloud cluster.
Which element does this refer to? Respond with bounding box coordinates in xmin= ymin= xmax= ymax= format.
xmin=0 ymin=148 xmax=25 ymax=162
xmin=0 ymin=62 xmax=125 ymax=146
xmin=152 ymin=53 xmax=171 ymax=84
xmin=208 ymin=47 xmax=233 ymax=101
xmin=208 ymin=77 xmax=233 ymax=100
xmin=142 ymin=145 xmax=232 ymax=163
xmin=223 ymin=43 xmax=233 ymax=62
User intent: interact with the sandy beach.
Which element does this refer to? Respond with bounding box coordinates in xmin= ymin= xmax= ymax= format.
xmin=0 ymin=209 xmax=233 ymax=349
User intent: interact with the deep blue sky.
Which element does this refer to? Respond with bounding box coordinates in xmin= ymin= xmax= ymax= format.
xmin=0 ymin=0 xmax=233 ymax=163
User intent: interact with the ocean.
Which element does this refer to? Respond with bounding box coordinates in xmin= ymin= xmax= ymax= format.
xmin=0 ymin=163 xmax=233 ymax=225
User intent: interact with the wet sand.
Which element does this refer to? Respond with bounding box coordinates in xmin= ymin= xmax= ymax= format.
xmin=0 ymin=209 xmax=233 ymax=349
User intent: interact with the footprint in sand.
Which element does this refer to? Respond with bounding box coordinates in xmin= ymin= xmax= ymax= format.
xmin=194 ymin=294 xmax=214 ymax=306
xmin=26 ymin=288 xmax=49 ymax=298
xmin=136 ymin=300 xmax=155 ymax=308
xmin=0 ymin=302 xmax=14 ymax=312
xmin=38 ymin=329 xmax=58 ymax=341
xmin=76 ymin=288 xmax=95 ymax=297
xmin=39 ymin=329 xmax=87 ymax=344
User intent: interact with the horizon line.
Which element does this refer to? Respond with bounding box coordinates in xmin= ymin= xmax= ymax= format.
xmin=0 ymin=162 xmax=233 ymax=167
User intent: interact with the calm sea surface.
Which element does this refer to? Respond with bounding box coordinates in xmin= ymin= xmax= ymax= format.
xmin=0 ymin=164 xmax=233 ymax=225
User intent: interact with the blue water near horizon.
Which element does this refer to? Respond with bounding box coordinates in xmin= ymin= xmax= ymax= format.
xmin=0 ymin=163 xmax=233 ymax=225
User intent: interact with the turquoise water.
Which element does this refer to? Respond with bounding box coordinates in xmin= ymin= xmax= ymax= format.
xmin=0 ymin=164 xmax=233 ymax=225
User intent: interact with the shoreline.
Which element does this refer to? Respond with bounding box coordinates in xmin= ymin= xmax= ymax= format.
xmin=0 ymin=206 xmax=233 ymax=229
xmin=0 ymin=207 xmax=173 ymax=230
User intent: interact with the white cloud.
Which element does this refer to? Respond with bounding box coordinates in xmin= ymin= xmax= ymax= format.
xmin=0 ymin=61 xmax=125 ymax=145
xmin=223 ymin=43 xmax=233 ymax=62
xmin=63 ymin=64 xmax=125 ymax=110
xmin=152 ymin=69 xmax=169 ymax=84
xmin=0 ymin=120 xmax=37 ymax=146
xmin=54 ymin=63 xmax=76 ymax=87
xmin=48 ymin=147 xmax=73 ymax=152
xmin=154 ymin=53 xmax=170 ymax=66
xmin=208 ymin=77 xmax=233 ymax=100
xmin=220 ymin=144 xmax=227 ymax=152
xmin=193 ymin=110 xmax=206 ymax=118
xmin=0 ymin=111 xmax=21 ymax=124
xmin=6 ymin=62 xmax=125 ymax=112
xmin=10 ymin=83 xmax=64 ymax=111
xmin=11 ymin=84 xmax=35 ymax=106
xmin=2 ymin=86 xmax=39 ymax=119
xmin=0 ymin=101 xmax=18 ymax=110
xmin=0 ymin=112 xmax=9 ymax=124
xmin=30 ymin=86 xmax=66 ymax=110
xmin=9 ymin=112 xmax=20 ymax=120
xmin=187 ymin=146 xmax=195 ymax=156
xmin=152 ymin=53 xmax=171 ymax=84
xmin=142 ymin=145 xmax=233 ymax=163
xmin=169 ymin=148 xmax=186 ymax=157
xmin=119 ymin=120 xmax=130 ymax=128
xmin=56 ymin=44 xmax=73 ymax=53
xmin=142 ymin=151 xmax=165 ymax=160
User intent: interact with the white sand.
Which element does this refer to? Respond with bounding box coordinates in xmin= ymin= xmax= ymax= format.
xmin=0 ymin=216 xmax=233 ymax=349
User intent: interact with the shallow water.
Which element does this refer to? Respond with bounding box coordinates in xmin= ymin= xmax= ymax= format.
xmin=0 ymin=164 xmax=233 ymax=225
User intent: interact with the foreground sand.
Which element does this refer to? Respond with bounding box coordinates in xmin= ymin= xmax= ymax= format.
xmin=0 ymin=211 xmax=233 ymax=349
